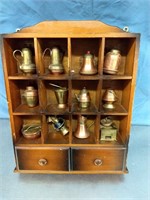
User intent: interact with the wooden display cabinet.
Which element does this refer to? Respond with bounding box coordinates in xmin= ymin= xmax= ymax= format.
xmin=1 ymin=21 xmax=140 ymax=174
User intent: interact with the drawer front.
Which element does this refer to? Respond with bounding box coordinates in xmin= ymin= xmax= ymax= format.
xmin=16 ymin=147 xmax=69 ymax=171
xmin=72 ymin=148 xmax=126 ymax=171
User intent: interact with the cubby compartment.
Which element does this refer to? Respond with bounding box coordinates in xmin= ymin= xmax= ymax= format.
xmin=40 ymin=80 xmax=69 ymax=114
xmin=45 ymin=115 xmax=70 ymax=144
xmin=71 ymin=38 xmax=102 ymax=76
xmin=104 ymin=38 xmax=136 ymax=76
xmin=9 ymin=80 xmax=41 ymax=114
xmin=14 ymin=115 xmax=42 ymax=144
xmin=99 ymin=115 xmax=127 ymax=145
xmin=72 ymin=115 xmax=99 ymax=144
xmin=71 ymin=80 xmax=100 ymax=113
xmin=3 ymin=38 xmax=36 ymax=76
xmin=37 ymin=38 xmax=68 ymax=75
xmin=101 ymin=80 xmax=131 ymax=114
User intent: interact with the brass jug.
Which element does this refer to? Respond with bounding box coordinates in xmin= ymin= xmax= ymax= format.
xmin=23 ymin=86 xmax=38 ymax=107
xmin=103 ymin=49 xmax=121 ymax=74
xmin=74 ymin=115 xmax=90 ymax=139
xmin=13 ymin=48 xmax=36 ymax=74
xmin=79 ymin=51 xmax=97 ymax=75
xmin=75 ymin=87 xmax=91 ymax=109
xmin=47 ymin=116 xmax=69 ymax=136
xmin=42 ymin=47 xmax=64 ymax=74
xmin=102 ymin=89 xmax=117 ymax=109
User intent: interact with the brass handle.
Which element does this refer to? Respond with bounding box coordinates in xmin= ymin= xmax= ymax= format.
xmin=94 ymin=158 xmax=102 ymax=166
xmin=38 ymin=158 xmax=48 ymax=166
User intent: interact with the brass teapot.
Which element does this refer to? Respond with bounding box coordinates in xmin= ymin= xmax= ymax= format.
xmin=42 ymin=47 xmax=64 ymax=74
xmin=75 ymin=87 xmax=91 ymax=109
xmin=79 ymin=51 xmax=98 ymax=75
xmin=13 ymin=48 xmax=36 ymax=74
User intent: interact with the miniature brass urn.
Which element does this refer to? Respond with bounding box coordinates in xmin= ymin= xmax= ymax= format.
xmin=102 ymin=89 xmax=117 ymax=109
xmin=43 ymin=47 xmax=64 ymax=74
xmin=23 ymin=86 xmax=38 ymax=107
xmin=13 ymin=48 xmax=36 ymax=75
xmin=80 ymin=51 xmax=97 ymax=75
xmin=75 ymin=87 xmax=91 ymax=109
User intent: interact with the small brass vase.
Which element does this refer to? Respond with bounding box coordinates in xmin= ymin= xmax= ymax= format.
xmin=13 ymin=48 xmax=36 ymax=75
xmin=23 ymin=86 xmax=38 ymax=107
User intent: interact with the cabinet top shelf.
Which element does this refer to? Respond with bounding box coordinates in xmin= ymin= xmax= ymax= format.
xmin=3 ymin=20 xmax=140 ymax=38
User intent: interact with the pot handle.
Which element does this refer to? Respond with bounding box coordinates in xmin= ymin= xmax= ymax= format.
xmin=42 ymin=48 xmax=51 ymax=60
xmin=13 ymin=50 xmax=23 ymax=66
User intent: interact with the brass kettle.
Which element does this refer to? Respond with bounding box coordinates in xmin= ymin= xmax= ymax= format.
xmin=79 ymin=51 xmax=97 ymax=75
xmin=75 ymin=87 xmax=91 ymax=109
xmin=13 ymin=48 xmax=36 ymax=74
xmin=74 ymin=115 xmax=90 ymax=139
xmin=102 ymin=89 xmax=117 ymax=109
xmin=43 ymin=47 xmax=64 ymax=74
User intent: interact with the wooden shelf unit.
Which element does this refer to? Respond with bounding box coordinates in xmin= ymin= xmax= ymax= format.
xmin=1 ymin=21 xmax=140 ymax=174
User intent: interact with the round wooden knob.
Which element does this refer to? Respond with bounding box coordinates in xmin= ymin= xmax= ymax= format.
xmin=38 ymin=158 xmax=48 ymax=166
xmin=94 ymin=158 xmax=102 ymax=166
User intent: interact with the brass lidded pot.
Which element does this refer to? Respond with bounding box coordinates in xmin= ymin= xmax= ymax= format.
xmin=80 ymin=51 xmax=97 ymax=75
xmin=42 ymin=47 xmax=64 ymax=74
xmin=103 ymin=49 xmax=121 ymax=74
xmin=13 ymin=48 xmax=36 ymax=74
xmin=23 ymin=86 xmax=38 ymax=107
xmin=21 ymin=124 xmax=41 ymax=139
xmin=102 ymin=89 xmax=117 ymax=109
xmin=75 ymin=87 xmax=91 ymax=109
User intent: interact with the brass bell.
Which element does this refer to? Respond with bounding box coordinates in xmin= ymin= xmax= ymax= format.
xmin=79 ymin=51 xmax=97 ymax=75
xmin=13 ymin=48 xmax=36 ymax=75
xmin=102 ymin=89 xmax=117 ymax=109
xmin=43 ymin=47 xmax=64 ymax=74
xmin=74 ymin=115 xmax=90 ymax=139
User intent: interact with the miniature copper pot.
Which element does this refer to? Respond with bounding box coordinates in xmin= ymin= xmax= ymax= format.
xmin=13 ymin=48 xmax=36 ymax=74
xmin=103 ymin=49 xmax=121 ymax=74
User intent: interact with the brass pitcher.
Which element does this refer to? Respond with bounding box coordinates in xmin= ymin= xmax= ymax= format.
xmin=103 ymin=49 xmax=121 ymax=74
xmin=75 ymin=87 xmax=91 ymax=109
xmin=79 ymin=51 xmax=97 ymax=75
xmin=74 ymin=115 xmax=90 ymax=139
xmin=102 ymin=89 xmax=117 ymax=109
xmin=42 ymin=47 xmax=64 ymax=74
xmin=23 ymin=86 xmax=38 ymax=107
xmin=47 ymin=116 xmax=69 ymax=136
xmin=13 ymin=48 xmax=36 ymax=74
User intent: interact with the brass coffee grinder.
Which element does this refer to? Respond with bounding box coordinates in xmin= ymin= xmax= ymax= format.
xmin=100 ymin=117 xmax=118 ymax=141
xmin=47 ymin=116 xmax=69 ymax=136
xmin=49 ymin=83 xmax=68 ymax=109
xmin=74 ymin=115 xmax=91 ymax=139
xmin=79 ymin=51 xmax=98 ymax=75
xmin=102 ymin=89 xmax=117 ymax=109
xmin=75 ymin=87 xmax=91 ymax=109
xmin=42 ymin=47 xmax=64 ymax=74
xmin=13 ymin=48 xmax=36 ymax=75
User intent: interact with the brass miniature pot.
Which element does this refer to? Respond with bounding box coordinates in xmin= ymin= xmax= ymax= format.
xmin=102 ymin=89 xmax=117 ymax=109
xmin=75 ymin=87 xmax=91 ymax=109
xmin=103 ymin=49 xmax=121 ymax=74
xmin=80 ymin=51 xmax=97 ymax=75
xmin=13 ymin=48 xmax=36 ymax=74
xmin=21 ymin=124 xmax=41 ymax=139
xmin=23 ymin=86 xmax=38 ymax=107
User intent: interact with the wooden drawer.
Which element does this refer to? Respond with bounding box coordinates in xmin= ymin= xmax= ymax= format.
xmin=15 ymin=147 xmax=69 ymax=171
xmin=72 ymin=147 xmax=126 ymax=171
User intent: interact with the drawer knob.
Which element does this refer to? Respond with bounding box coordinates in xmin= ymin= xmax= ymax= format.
xmin=94 ymin=158 xmax=102 ymax=166
xmin=38 ymin=158 xmax=48 ymax=166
